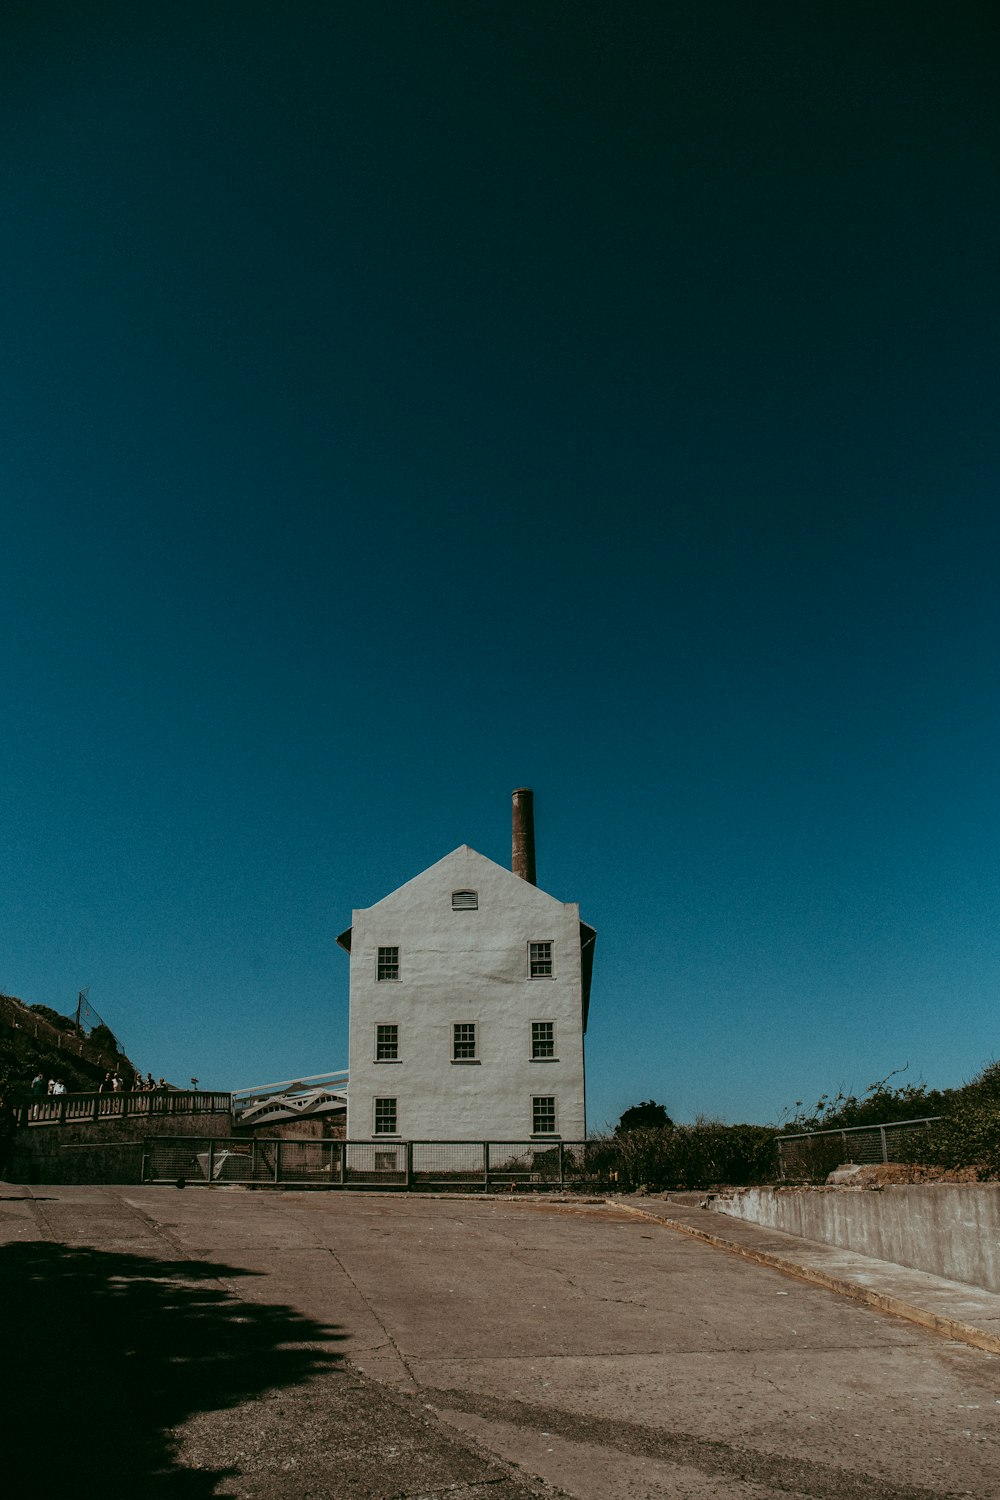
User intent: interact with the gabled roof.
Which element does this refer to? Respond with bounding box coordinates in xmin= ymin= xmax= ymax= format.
xmin=337 ymin=845 xmax=563 ymax=943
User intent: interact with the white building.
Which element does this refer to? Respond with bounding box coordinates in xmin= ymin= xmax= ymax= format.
xmin=337 ymin=791 xmax=596 ymax=1142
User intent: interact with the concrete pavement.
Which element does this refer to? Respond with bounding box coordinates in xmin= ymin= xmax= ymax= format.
xmin=2 ymin=1186 xmax=999 ymax=1499
xmin=621 ymin=1193 xmax=1000 ymax=1355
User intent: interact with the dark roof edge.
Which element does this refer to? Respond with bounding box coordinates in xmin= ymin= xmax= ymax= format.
xmin=579 ymin=921 xmax=596 ymax=1033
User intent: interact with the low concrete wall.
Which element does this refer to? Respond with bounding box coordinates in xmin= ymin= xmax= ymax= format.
xmin=711 ymin=1185 xmax=1000 ymax=1293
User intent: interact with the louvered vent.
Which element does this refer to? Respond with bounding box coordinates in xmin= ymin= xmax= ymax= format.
xmin=452 ymin=889 xmax=478 ymax=910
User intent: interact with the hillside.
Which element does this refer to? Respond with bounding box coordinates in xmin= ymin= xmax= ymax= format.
xmin=0 ymin=993 xmax=140 ymax=1095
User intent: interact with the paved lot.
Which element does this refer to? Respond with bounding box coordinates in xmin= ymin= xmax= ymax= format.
xmin=3 ymin=1186 xmax=999 ymax=1498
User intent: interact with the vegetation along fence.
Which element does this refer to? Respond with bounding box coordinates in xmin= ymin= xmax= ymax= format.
xmin=0 ymin=993 xmax=121 ymax=1072
xmin=777 ymin=1117 xmax=941 ymax=1178
xmin=143 ymin=1137 xmax=602 ymax=1191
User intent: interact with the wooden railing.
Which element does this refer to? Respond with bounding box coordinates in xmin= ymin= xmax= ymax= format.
xmin=15 ymin=1089 xmax=233 ymax=1129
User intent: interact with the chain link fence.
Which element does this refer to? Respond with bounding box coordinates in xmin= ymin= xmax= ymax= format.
xmin=776 ymin=1117 xmax=940 ymax=1179
xmin=143 ymin=1137 xmax=605 ymax=1190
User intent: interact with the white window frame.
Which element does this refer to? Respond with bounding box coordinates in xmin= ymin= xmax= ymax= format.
xmin=374 ymin=1023 xmax=400 ymax=1062
xmin=528 ymin=941 xmax=554 ymax=978
xmin=376 ymin=946 xmax=400 ymax=981
xmin=530 ymin=1020 xmax=557 ymax=1061
xmin=452 ymin=1020 xmax=479 ymax=1063
xmin=373 ymin=1096 xmax=399 ymax=1136
xmin=531 ymin=1094 xmax=558 ymax=1136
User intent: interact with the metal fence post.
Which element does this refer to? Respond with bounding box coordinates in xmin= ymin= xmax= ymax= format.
xmin=339 ymin=1142 xmax=346 ymax=1186
xmin=405 ymin=1141 xmax=413 ymax=1190
xmin=879 ymin=1125 xmax=888 ymax=1163
xmin=557 ymin=1141 xmax=565 ymax=1188
xmin=274 ymin=1140 xmax=281 ymax=1183
xmin=484 ymin=1141 xmax=490 ymax=1192
xmin=208 ymin=1140 xmax=215 ymax=1186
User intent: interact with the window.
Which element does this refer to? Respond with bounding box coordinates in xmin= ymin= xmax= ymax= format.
xmin=532 ymin=1095 xmax=557 ymax=1134
xmin=529 ymin=941 xmax=553 ymax=978
xmin=374 ymin=1097 xmax=397 ymax=1135
xmin=375 ymin=1024 xmax=398 ymax=1061
xmin=374 ymin=1149 xmax=398 ymax=1172
xmin=377 ymin=946 xmax=400 ymax=981
xmin=453 ymin=1022 xmax=477 ymax=1060
xmin=452 ymin=889 xmax=478 ymax=910
xmin=531 ymin=1021 xmax=555 ymax=1059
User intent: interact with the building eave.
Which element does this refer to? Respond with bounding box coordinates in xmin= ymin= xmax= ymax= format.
xmin=579 ymin=921 xmax=596 ymax=1033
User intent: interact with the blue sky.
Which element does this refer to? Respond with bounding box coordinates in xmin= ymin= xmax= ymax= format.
xmin=3 ymin=3 xmax=999 ymax=1126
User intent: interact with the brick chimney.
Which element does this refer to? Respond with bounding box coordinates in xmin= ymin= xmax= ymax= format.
xmin=511 ymin=787 xmax=537 ymax=885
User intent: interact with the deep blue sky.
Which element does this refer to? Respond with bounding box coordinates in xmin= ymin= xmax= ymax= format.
xmin=3 ymin=3 xmax=998 ymax=1126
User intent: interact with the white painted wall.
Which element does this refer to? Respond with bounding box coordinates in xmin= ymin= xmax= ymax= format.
xmin=344 ymin=846 xmax=591 ymax=1142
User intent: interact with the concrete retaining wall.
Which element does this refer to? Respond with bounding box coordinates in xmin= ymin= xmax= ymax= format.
xmin=711 ymin=1185 xmax=1000 ymax=1293
xmin=4 ymin=1112 xmax=235 ymax=1184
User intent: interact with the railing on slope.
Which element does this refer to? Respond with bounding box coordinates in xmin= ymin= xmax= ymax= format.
xmin=16 ymin=1089 xmax=233 ymax=1129
xmin=776 ymin=1116 xmax=941 ymax=1178
xmin=0 ymin=993 xmax=123 ymax=1074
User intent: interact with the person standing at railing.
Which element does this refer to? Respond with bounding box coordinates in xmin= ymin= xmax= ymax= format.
xmin=30 ymin=1073 xmax=44 ymax=1119
xmin=99 ymin=1072 xmax=113 ymax=1093
xmin=52 ymin=1079 xmax=66 ymax=1096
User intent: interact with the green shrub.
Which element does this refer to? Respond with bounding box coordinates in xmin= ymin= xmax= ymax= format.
xmin=900 ymin=1062 xmax=1000 ymax=1178
xmin=595 ymin=1121 xmax=778 ymax=1191
xmin=615 ymin=1100 xmax=672 ymax=1133
xmin=782 ymin=1067 xmax=949 ymax=1135
xmin=28 ymin=1004 xmax=81 ymax=1035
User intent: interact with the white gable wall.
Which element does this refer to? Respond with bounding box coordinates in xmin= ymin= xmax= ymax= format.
xmin=346 ymin=846 xmax=587 ymax=1141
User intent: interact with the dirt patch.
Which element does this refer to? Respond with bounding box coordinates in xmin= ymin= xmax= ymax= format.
xmin=840 ymin=1163 xmax=985 ymax=1187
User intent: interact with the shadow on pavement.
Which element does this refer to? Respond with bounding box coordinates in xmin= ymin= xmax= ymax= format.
xmin=3 ymin=1239 xmax=343 ymax=1495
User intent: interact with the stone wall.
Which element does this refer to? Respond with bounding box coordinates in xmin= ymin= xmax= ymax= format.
xmin=234 ymin=1115 xmax=346 ymax=1141
xmin=6 ymin=1112 xmax=235 ymax=1185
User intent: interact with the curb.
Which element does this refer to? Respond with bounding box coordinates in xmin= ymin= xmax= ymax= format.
xmin=612 ymin=1199 xmax=1000 ymax=1357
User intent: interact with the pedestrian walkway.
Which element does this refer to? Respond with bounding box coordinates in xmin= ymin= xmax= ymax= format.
xmin=6 ymin=1186 xmax=999 ymax=1498
xmin=617 ymin=1192 xmax=1000 ymax=1355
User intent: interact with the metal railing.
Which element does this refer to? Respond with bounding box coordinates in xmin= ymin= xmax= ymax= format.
xmin=16 ymin=1089 xmax=233 ymax=1129
xmin=776 ymin=1116 xmax=940 ymax=1178
xmin=142 ymin=1136 xmax=604 ymax=1190
xmin=232 ymin=1071 xmax=348 ymax=1127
